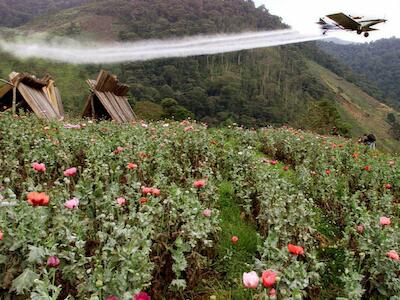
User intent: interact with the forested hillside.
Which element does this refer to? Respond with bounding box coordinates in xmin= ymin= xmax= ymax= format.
xmin=0 ymin=0 xmax=93 ymax=27
xmin=0 ymin=0 xmax=398 ymax=149
xmin=319 ymin=38 xmax=400 ymax=108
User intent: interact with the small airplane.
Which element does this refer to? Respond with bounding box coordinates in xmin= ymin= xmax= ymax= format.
xmin=317 ymin=13 xmax=387 ymax=37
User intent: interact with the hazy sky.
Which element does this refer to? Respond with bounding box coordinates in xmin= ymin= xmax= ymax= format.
xmin=254 ymin=0 xmax=399 ymax=42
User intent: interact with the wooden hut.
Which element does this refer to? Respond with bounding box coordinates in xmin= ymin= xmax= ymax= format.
xmin=0 ymin=72 xmax=64 ymax=120
xmin=82 ymin=70 xmax=136 ymax=123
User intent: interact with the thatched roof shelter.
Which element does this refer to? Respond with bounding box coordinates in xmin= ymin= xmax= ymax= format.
xmin=0 ymin=72 xmax=64 ymax=120
xmin=82 ymin=70 xmax=136 ymax=123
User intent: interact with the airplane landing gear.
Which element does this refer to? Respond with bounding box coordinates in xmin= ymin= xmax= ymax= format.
xmin=364 ymin=32 xmax=369 ymax=37
xmin=357 ymin=30 xmax=362 ymax=35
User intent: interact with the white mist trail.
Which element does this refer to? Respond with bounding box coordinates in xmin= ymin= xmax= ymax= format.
xmin=0 ymin=30 xmax=325 ymax=64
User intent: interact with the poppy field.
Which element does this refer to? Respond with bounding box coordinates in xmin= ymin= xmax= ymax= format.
xmin=0 ymin=113 xmax=399 ymax=299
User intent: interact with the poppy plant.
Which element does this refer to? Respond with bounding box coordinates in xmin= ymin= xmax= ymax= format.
xmin=202 ymin=209 xmax=212 ymax=218
xmin=380 ymin=217 xmax=391 ymax=226
xmin=387 ymin=250 xmax=399 ymax=261
xmin=193 ymin=180 xmax=206 ymax=189
xmin=32 ymin=162 xmax=46 ymax=172
xmin=64 ymin=167 xmax=77 ymax=177
xmin=139 ymin=197 xmax=149 ymax=205
xmin=288 ymin=244 xmax=304 ymax=255
xmin=261 ymin=270 xmax=277 ymax=288
xmin=357 ymin=225 xmax=365 ymax=234
xmin=231 ymin=236 xmax=239 ymax=244
xmin=325 ymin=169 xmax=331 ymax=175
xmin=117 ymin=197 xmax=127 ymax=206
xmin=47 ymin=256 xmax=60 ymax=268
xmin=242 ymin=271 xmax=259 ymax=288
xmin=27 ymin=192 xmax=50 ymax=206
xmin=64 ymin=198 xmax=79 ymax=209
xmin=269 ymin=288 xmax=277 ymax=296
xmin=385 ymin=183 xmax=392 ymax=190
xmin=127 ymin=163 xmax=138 ymax=170
xmin=134 ymin=291 xmax=151 ymax=300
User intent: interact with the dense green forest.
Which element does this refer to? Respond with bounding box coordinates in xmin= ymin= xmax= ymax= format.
xmin=319 ymin=38 xmax=400 ymax=108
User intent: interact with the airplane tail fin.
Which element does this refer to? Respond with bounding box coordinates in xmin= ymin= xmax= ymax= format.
xmin=316 ymin=18 xmax=327 ymax=25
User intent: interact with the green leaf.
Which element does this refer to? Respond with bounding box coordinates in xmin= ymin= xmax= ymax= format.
xmin=11 ymin=269 xmax=39 ymax=295
xmin=28 ymin=246 xmax=47 ymax=264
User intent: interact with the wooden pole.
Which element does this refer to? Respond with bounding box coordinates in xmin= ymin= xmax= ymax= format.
xmin=0 ymin=78 xmax=13 ymax=86
xmin=12 ymin=86 xmax=17 ymax=115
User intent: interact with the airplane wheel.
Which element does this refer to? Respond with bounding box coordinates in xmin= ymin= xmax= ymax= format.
xmin=364 ymin=32 xmax=369 ymax=37
xmin=357 ymin=30 xmax=362 ymax=35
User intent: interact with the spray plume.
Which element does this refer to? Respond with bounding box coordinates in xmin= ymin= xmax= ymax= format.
xmin=0 ymin=29 xmax=325 ymax=64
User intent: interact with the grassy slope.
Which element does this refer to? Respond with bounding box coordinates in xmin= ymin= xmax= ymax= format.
xmin=308 ymin=60 xmax=400 ymax=153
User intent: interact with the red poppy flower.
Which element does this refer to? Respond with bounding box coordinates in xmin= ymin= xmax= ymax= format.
xmin=283 ymin=166 xmax=289 ymax=171
xmin=288 ymin=244 xmax=304 ymax=255
xmin=325 ymin=169 xmax=331 ymax=175
xmin=261 ymin=270 xmax=277 ymax=288
xmin=139 ymin=197 xmax=149 ymax=205
xmin=27 ymin=192 xmax=50 ymax=206
xmin=364 ymin=166 xmax=371 ymax=171
xmin=385 ymin=183 xmax=392 ymax=190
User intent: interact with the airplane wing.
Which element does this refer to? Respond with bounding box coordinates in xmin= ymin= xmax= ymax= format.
xmin=326 ymin=13 xmax=360 ymax=30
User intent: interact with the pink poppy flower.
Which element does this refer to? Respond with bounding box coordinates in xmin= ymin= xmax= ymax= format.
xmin=0 ymin=230 xmax=3 ymax=240
xmin=106 ymin=296 xmax=118 ymax=300
xmin=243 ymin=271 xmax=259 ymax=288
xmin=113 ymin=147 xmax=124 ymax=154
xmin=262 ymin=270 xmax=277 ymax=288
xmin=141 ymin=187 xmax=153 ymax=195
xmin=117 ymin=197 xmax=127 ymax=206
xmin=193 ymin=180 xmax=206 ymax=189
xmin=202 ymin=209 xmax=212 ymax=218
xmin=270 ymin=160 xmax=278 ymax=166
xmin=283 ymin=166 xmax=289 ymax=171
xmin=134 ymin=291 xmax=151 ymax=300
xmin=47 ymin=256 xmax=60 ymax=268
xmin=357 ymin=225 xmax=365 ymax=234
xmin=32 ymin=162 xmax=46 ymax=172
xmin=380 ymin=217 xmax=391 ymax=226
xmin=184 ymin=126 xmax=194 ymax=132
xmin=64 ymin=198 xmax=79 ymax=209
xmin=127 ymin=163 xmax=138 ymax=170
xmin=385 ymin=184 xmax=392 ymax=190
xmin=64 ymin=167 xmax=77 ymax=177
xmin=269 ymin=288 xmax=277 ymax=296
xmin=151 ymin=188 xmax=160 ymax=197
xmin=231 ymin=236 xmax=239 ymax=245
xmin=387 ymin=250 xmax=399 ymax=261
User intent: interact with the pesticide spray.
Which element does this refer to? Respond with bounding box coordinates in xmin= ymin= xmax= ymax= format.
xmin=0 ymin=29 xmax=325 ymax=64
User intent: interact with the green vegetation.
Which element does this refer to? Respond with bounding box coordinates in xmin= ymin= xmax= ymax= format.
xmin=319 ymin=38 xmax=400 ymax=109
xmin=1 ymin=114 xmax=400 ymax=299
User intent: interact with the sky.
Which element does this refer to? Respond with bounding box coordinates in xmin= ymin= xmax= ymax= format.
xmin=254 ymin=0 xmax=400 ymax=42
